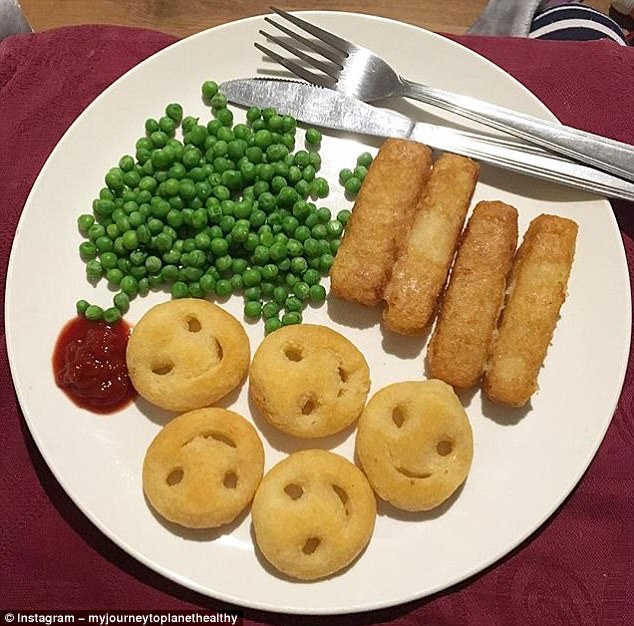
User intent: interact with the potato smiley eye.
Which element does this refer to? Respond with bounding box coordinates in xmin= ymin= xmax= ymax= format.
xmin=283 ymin=344 xmax=303 ymax=362
xmin=284 ymin=483 xmax=303 ymax=500
xmin=392 ymin=405 xmax=406 ymax=428
xmin=300 ymin=394 xmax=319 ymax=416
xmin=436 ymin=440 xmax=453 ymax=456
xmin=302 ymin=537 xmax=321 ymax=555
xmin=186 ymin=315 xmax=202 ymax=332
xmin=152 ymin=360 xmax=174 ymax=375
xmin=223 ymin=471 xmax=237 ymax=489
xmin=166 ymin=467 xmax=183 ymax=486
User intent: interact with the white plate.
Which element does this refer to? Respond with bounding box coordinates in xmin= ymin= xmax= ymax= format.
xmin=5 ymin=11 xmax=631 ymax=615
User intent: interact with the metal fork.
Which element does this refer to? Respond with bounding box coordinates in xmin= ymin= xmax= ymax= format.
xmin=257 ymin=7 xmax=634 ymax=183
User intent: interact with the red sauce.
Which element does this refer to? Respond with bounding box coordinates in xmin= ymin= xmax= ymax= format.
xmin=53 ymin=316 xmax=135 ymax=414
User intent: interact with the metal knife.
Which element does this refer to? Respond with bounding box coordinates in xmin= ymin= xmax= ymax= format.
xmin=219 ymin=78 xmax=634 ymax=202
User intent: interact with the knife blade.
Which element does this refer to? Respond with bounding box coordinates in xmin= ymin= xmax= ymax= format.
xmin=219 ymin=78 xmax=634 ymax=202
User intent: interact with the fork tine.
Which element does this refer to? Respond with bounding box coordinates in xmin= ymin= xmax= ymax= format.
xmin=270 ymin=6 xmax=354 ymax=55
xmin=264 ymin=17 xmax=346 ymax=65
xmin=259 ymin=29 xmax=342 ymax=80
xmin=254 ymin=42 xmax=335 ymax=89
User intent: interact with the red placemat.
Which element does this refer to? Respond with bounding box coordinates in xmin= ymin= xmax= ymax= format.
xmin=1 ymin=25 xmax=632 ymax=625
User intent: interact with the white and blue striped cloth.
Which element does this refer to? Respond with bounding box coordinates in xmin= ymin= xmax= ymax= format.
xmin=529 ymin=2 xmax=628 ymax=45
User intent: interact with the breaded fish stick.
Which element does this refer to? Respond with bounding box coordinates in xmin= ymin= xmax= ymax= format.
xmin=383 ymin=153 xmax=479 ymax=335
xmin=426 ymin=201 xmax=518 ymax=390
xmin=330 ymin=138 xmax=433 ymax=306
xmin=483 ymin=214 xmax=578 ymax=408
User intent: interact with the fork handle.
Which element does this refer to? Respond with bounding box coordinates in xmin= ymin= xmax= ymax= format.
xmin=400 ymin=78 xmax=634 ymax=183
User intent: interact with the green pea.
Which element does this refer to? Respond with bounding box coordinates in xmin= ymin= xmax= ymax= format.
xmin=319 ymin=253 xmax=334 ymax=272
xmin=264 ymin=316 xmax=282 ymax=334
xmin=100 ymin=251 xmax=118 ymax=270
xmin=302 ymin=164 xmax=316 ymax=182
xmin=76 ymin=299 xmax=90 ymax=315
xmin=171 ymin=281 xmax=189 ymax=299
xmin=210 ymin=92 xmax=228 ymax=110
xmin=246 ymin=106 xmax=261 ymax=123
xmin=285 ymin=273 xmax=300 ymax=288
xmin=262 ymin=301 xmax=280 ymax=319
xmin=293 ymin=281 xmax=310 ymax=300
xmin=339 ymin=168 xmax=353 ymax=184
xmin=357 ymin=151 xmax=373 ymax=167
xmin=344 ymin=176 xmax=362 ymax=195
xmin=254 ymin=129 xmax=273 ymax=150
xmin=305 ymin=128 xmax=322 ymax=146
xmin=244 ymin=300 xmax=262 ymax=319
xmin=311 ymin=224 xmax=328 ymax=240
xmin=309 ymin=284 xmax=327 ymax=302
xmin=293 ymin=225 xmax=311 ymax=242
xmin=261 ymin=263 xmax=279 ymax=281
xmin=210 ymin=237 xmax=229 ymax=256
xmin=308 ymin=151 xmax=321 ymax=170
xmin=290 ymin=256 xmax=308 ymax=274
xmin=77 ymin=214 xmax=95 ymax=233
xmin=166 ymin=102 xmax=183 ymax=123
xmin=242 ymin=268 xmax=262 ymax=287
xmin=302 ymin=268 xmax=321 ymax=286
xmin=145 ymin=118 xmax=159 ymax=134
xmin=113 ymin=291 xmax=130 ymax=313
xmin=303 ymin=238 xmax=321 ymax=258
xmin=326 ymin=219 xmax=344 ymax=238
xmin=79 ymin=241 xmax=97 ymax=260
xmin=219 ymin=216 xmax=235 ymax=236
xmin=273 ymin=285 xmax=288 ymax=305
xmin=200 ymin=273 xmax=216 ymax=293
xmin=269 ymin=242 xmax=288 ymax=262
xmin=337 ymin=209 xmax=352 ymax=225
xmin=85 ymin=304 xmax=104 ymax=321
xmin=159 ymin=116 xmax=177 ymax=137
xmin=215 ymin=279 xmax=232 ymax=298
xmin=103 ymin=307 xmax=122 ymax=324
xmin=278 ymin=186 xmax=299 ymax=208
xmin=85 ymin=259 xmax=103 ymax=280
xmin=281 ymin=311 xmax=302 ymax=325
xmin=311 ymin=177 xmax=329 ymax=198
xmin=120 ymin=275 xmax=138 ymax=297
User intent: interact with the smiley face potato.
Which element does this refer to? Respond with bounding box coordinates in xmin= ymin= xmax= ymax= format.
xmin=251 ymin=449 xmax=376 ymax=580
xmin=356 ymin=379 xmax=474 ymax=511
xmin=126 ymin=299 xmax=250 ymax=412
xmin=249 ymin=324 xmax=370 ymax=438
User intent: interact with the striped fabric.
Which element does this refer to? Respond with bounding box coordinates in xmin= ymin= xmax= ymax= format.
xmin=529 ymin=3 xmax=628 ymax=44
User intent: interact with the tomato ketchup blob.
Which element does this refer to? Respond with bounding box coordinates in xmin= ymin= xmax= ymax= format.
xmin=53 ymin=316 xmax=135 ymax=413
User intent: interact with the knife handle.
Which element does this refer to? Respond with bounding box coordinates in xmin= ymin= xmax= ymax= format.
xmin=409 ymin=122 xmax=634 ymax=202
xmin=402 ymin=79 xmax=634 ymax=183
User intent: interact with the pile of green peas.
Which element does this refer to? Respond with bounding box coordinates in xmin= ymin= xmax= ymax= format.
xmin=75 ymin=80 xmax=351 ymax=333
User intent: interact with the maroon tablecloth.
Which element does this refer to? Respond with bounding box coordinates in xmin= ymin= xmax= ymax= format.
xmin=1 ymin=24 xmax=633 ymax=625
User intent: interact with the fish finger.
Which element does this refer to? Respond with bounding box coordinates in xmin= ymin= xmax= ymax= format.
xmin=329 ymin=138 xmax=433 ymax=306
xmin=383 ymin=153 xmax=479 ymax=335
xmin=483 ymin=213 xmax=578 ymax=408
xmin=426 ymin=200 xmax=518 ymax=390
